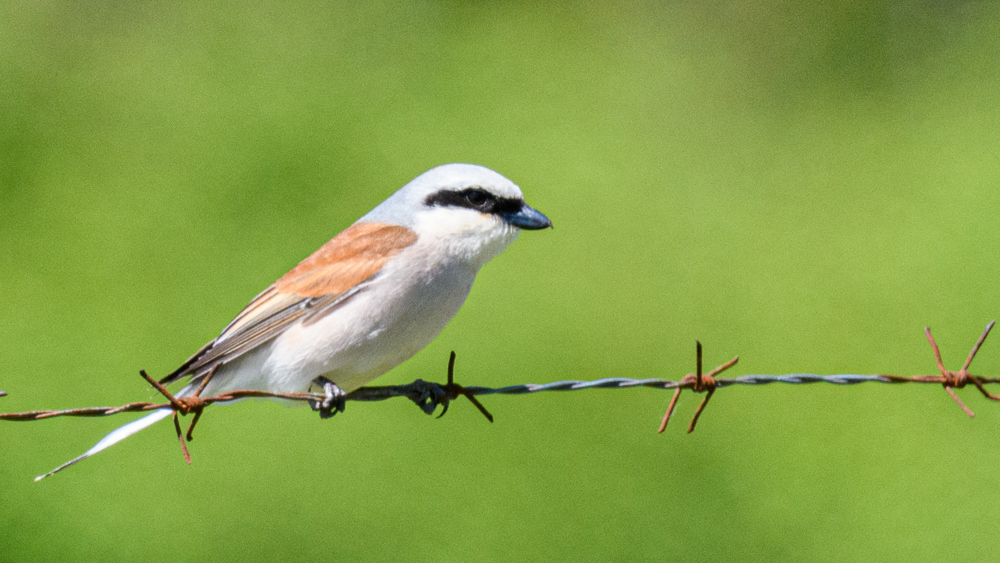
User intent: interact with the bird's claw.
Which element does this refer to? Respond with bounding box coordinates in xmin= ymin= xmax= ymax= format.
xmin=404 ymin=353 xmax=494 ymax=423
xmin=308 ymin=377 xmax=346 ymax=419
xmin=408 ymin=379 xmax=450 ymax=416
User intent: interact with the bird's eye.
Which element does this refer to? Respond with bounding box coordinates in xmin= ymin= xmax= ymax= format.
xmin=465 ymin=190 xmax=489 ymax=207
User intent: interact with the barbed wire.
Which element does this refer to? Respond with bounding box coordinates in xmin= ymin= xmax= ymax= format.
xmin=2 ymin=322 xmax=998 ymax=472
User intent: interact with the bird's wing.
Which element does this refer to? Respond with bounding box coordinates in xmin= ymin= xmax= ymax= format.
xmin=159 ymin=222 xmax=418 ymax=386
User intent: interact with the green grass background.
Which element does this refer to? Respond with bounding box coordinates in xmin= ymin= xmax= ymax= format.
xmin=3 ymin=1 xmax=1000 ymax=561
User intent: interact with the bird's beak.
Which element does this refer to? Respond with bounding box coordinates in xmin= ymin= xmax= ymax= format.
xmin=500 ymin=204 xmax=552 ymax=230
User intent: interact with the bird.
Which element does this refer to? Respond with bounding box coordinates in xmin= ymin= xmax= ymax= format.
xmin=36 ymin=163 xmax=551 ymax=480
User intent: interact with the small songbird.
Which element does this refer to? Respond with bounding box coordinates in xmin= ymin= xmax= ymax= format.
xmin=38 ymin=163 xmax=551 ymax=480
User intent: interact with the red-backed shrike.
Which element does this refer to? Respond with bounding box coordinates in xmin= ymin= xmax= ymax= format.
xmin=38 ymin=163 xmax=551 ymax=480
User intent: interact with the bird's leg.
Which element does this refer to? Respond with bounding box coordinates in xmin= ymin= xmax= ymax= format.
xmin=308 ymin=376 xmax=346 ymax=419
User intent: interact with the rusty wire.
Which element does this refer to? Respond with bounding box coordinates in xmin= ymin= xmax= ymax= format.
xmin=2 ymin=322 xmax=998 ymax=468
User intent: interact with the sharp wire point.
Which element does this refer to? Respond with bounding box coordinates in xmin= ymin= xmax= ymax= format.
xmin=465 ymin=393 xmax=494 ymax=423
xmin=925 ymin=328 xmax=947 ymax=374
xmin=448 ymin=351 xmax=457 ymax=386
xmin=688 ymin=388 xmax=715 ymax=433
xmin=173 ymin=412 xmax=192 ymax=465
xmin=945 ymin=387 xmax=975 ymax=418
xmin=186 ymin=410 xmax=203 ymax=442
xmin=141 ymin=369 xmax=186 ymax=413
xmin=962 ymin=321 xmax=995 ymax=372
xmin=659 ymin=388 xmax=682 ymax=433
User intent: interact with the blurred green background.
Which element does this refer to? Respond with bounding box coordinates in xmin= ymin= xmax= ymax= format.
xmin=3 ymin=1 xmax=1000 ymax=561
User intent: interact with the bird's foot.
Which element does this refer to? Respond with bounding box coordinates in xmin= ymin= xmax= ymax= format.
xmin=404 ymin=352 xmax=494 ymax=422
xmin=308 ymin=376 xmax=346 ymax=419
xmin=407 ymin=379 xmax=450 ymax=416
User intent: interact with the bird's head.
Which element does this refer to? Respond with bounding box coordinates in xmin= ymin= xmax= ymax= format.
xmin=360 ymin=164 xmax=552 ymax=266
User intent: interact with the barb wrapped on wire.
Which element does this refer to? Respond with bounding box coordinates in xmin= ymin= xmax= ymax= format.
xmin=2 ymin=322 xmax=998 ymax=467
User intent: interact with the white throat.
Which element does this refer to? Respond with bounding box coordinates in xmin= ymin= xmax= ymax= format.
xmin=411 ymin=208 xmax=521 ymax=269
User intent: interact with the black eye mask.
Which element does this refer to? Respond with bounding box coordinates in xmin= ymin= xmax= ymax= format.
xmin=424 ymin=187 xmax=524 ymax=215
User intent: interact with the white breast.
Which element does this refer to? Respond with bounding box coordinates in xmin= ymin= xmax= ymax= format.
xmin=205 ymin=241 xmax=479 ymax=395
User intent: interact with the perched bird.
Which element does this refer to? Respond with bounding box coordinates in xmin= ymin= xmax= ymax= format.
xmin=37 ymin=163 xmax=551 ymax=480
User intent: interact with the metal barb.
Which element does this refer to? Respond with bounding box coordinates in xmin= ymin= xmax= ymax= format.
xmin=172 ymin=412 xmax=191 ymax=465
xmin=435 ymin=351 xmax=458 ymax=419
xmin=658 ymin=341 xmax=738 ymax=433
xmin=142 ymin=366 xmax=216 ymax=463
xmin=925 ymin=321 xmax=998 ymax=418
xmin=186 ymin=410 xmax=203 ymax=442
xmin=141 ymin=370 xmax=186 ymax=413
xmin=183 ymin=365 xmax=218 ymax=442
xmin=430 ymin=351 xmax=494 ymax=422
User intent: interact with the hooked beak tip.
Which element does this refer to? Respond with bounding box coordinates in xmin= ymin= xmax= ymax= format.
xmin=502 ymin=204 xmax=552 ymax=231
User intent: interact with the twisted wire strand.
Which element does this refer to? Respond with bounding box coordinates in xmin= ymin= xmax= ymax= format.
xmin=358 ymin=373 xmax=1000 ymax=400
xmin=4 ymin=374 xmax=1000 ymax=421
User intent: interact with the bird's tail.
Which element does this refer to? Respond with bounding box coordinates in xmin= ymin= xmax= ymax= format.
xmin=34 ymin=408 xmax=174 ymax=482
